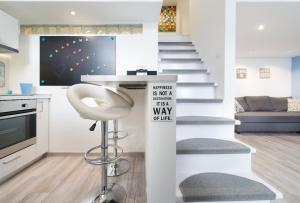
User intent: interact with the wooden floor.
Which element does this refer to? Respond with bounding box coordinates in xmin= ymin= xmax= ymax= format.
xmin=0 ymin=153 xmax=145 ymax=203
xmin=1 ymin=136 xmax=300 ymax=203
xmin=236 ymin=134 xmax=300 ymax=203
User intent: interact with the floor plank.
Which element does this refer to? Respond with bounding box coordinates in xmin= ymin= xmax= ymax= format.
xmin=236 ymin=133 xmax=300 ymax=203
xmin=0 ymin=153 xmax=146 ymax=203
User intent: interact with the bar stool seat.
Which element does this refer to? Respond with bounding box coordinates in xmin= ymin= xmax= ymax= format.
xmin=67 ymin=84 xmax=132 ymax=121
xmin=67 ymin=83 xmax=133 ymax=203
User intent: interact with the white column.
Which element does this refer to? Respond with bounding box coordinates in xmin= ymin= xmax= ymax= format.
xmin=145 ymin=82 xmax=177 ymax=203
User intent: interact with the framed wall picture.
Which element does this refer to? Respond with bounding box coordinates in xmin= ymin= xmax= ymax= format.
xmin=159 ymin=6 xmax=177 ymax=32
xmin=0 ymin=61 xmax=5 ymax=88
xmin=0 ymin=58 xmax=9 ymax=94
xmin=236 ymin=68 xmax=247 ymax=79
xmin=259 ymin=67 xmax=271 ymax=79
xmin=40 ymin=36 xmax=116 ymax=86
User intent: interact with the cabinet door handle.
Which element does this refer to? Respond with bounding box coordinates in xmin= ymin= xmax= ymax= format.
xmin=2 ymin=156 xmax=21 ymax=164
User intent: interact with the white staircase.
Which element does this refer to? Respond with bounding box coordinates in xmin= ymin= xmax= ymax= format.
xmin=158 ymin=35 xmax=282 ymax=203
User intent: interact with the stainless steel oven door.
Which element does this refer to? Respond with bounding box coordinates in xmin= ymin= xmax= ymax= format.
xmin=0 ymin=111 xmax=36 ymax=159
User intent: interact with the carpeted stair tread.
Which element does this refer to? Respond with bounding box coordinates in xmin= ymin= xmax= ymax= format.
xmin=177 ymin=82 xmax=217 ymax=87
xmin=177 ymin=116 xmax=236 ymax=125
xmin=176 ymin=98 xmax=223 ymax=103
xmin=180 ymin=173 xmax=276 ymax=202
xmin=158 ymin=42 xmax=193 ymax=46
xmin=160 ymin=58 xmax=203 ymax=63
xmin=161 ymin=69 xmax=208 ymax=74
xmin=176 ymin=138 xmax=251 ymax=155
xmin=159 ymin=49 xmax=197 ymax=53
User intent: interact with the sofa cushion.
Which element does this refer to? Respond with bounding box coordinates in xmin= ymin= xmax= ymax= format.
xmin=288 ymin=99 xmax=300 ymax=112
xmin=270 ymin=97 xmax=288 ymax=112
xmin=235 ymin=100 xmax=245 ymax=113
xmin=244 ymin=96 xmax=273 ymax=112
xmin=235 ymin=97 xmax=250 ymax=112
xmin=235 ymin=112 xmax=300 ymax=123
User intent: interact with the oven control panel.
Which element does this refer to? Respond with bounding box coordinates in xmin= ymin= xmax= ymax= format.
xmin=0 ymin=99 xmax=37 ymax=113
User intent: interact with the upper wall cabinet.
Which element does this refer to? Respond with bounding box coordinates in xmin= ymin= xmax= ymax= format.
xmin=0 ymin=9 xmax=19 ymax=53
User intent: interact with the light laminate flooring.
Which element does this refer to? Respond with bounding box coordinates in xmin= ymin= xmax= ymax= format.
xmin=0 ymin=153 xmax=145 ymax=203
xmin=2 ymin=135 xmax=299 ymax=203
xmin=236 ymin=134 xmax=300 ymax=203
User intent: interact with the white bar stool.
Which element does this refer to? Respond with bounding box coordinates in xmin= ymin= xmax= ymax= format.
xmin=107 ymin=88 xmax=134 ymax=177
xmin=67 ymin=84 xmax=133 ymax=203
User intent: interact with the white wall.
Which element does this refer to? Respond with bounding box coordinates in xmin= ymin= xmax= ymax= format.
xmin=292 ymin=56 xmax=300 ymax=98
xmin=189 ymin=0 xmax=236 ymax=118
xmin=8 ymin=22 xmax=158 ymax=153
xmin=190 ymin=0 xmax=225 ymax=99
xmin=236 ymin=58 xmax=292 ymax=97
xmin=177 ymin=0 xmax=190 ymax=35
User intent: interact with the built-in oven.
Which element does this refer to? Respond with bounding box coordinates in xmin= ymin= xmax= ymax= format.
xmin=0 ymin=99 xmax=37 ymax=159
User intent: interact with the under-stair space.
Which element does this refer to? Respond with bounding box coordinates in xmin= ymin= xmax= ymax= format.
xmin=158 ymin=35 xmax=282 ymax=203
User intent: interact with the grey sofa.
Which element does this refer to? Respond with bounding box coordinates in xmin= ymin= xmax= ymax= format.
xmin=235 ymin=96 xmax=300 ymax=133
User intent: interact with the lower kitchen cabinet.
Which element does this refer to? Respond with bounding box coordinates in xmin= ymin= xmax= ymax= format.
xmin=0 ymin=97 xmax=50 ymax=183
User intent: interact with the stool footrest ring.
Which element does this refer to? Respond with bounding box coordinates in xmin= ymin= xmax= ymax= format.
xmin=84 ymin=144 xmax=123 ymax=165
xmin=108 ymin=130 xmax=129 ymax=140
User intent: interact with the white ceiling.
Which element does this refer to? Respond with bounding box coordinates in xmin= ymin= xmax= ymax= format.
xmin=237 ymin=2 xmax=300 ymax=58
xmin=0 ymin=0 xmax=163 ymax=25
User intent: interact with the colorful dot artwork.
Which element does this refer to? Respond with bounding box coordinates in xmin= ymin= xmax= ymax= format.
xmin=40 ymin=36 xmax=116 ymax=86
xmin=159 ymin=6 xmax=176 ymax=32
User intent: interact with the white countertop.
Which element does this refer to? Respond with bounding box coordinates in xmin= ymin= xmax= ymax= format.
xmin=81 ymin=75 xmax=178 ymax=83
xmin=0 ymin=94 xmax=51 ymax=100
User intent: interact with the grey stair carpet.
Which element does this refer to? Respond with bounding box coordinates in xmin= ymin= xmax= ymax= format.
xmin=158 ymin=42 xmax=193 ymax=46
xmin=159 ymin=49 xmax=197 ymax=53
xmin=177 ymin=98 xmax=223 ymax=103
xmin=160 ymin=58 xmax=203 ymax=63
xmin=176 ymin=138 xmax=251 ymax=155
xmin=162 ymin=69 xmax=208 ymax=74
xmin=177 ymin=116 xmax=236 ymax=125
xmin=177 ymin=82 xmax=216 ymax=87
xmin=179 ymin=173 xmax=276 ymax=202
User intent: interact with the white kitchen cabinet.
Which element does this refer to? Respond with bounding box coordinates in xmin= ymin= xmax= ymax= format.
xmin=36 ymin=99 xmax=50 ymax=156
xmin=0 ymin=152 xmax=20 ymax=180
xmin=0 ymin=145 xmax=36 ymax=183
xmin=0 ymin=96 xmax=50 ymax=183
xmin=0 ymin=9 xmax=19 ymax=51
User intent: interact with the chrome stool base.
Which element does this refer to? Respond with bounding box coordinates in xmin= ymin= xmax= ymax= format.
xmin=107 ymin=159 xmax=130 ymax=177
xmin=81 ymin=183 xmax=126 ymax=203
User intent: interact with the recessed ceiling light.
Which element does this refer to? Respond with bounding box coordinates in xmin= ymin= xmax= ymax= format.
xmin=86 ymin=30 xmax=90 ymax=33
xmin=70 ymin=11 xmax=76 ymax=16
xmin=257 ymin=25 xmax=265 ymax=31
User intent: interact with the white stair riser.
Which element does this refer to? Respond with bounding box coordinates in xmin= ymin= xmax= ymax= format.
xmin=177 ymin=74 xmax=209 ymax=83
xmin=159 ymin=63 xmax=204 ymax=69
xmin=159 ymin=45 xmax=195 ymax=50
xmin=176 ymin=102 xmax=224 ymax=116
xmin=176 ymin=154 xmax=251 ymax=175
xmin=159 ymin=53 xmax=199 ymax=58
xmin=177 ymin=86 xmax=216 ymax=99
xmin=159 ymin=35 xmax=191 ymax=42
xmin=176 ymin=125 xmax=235 ymax=141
